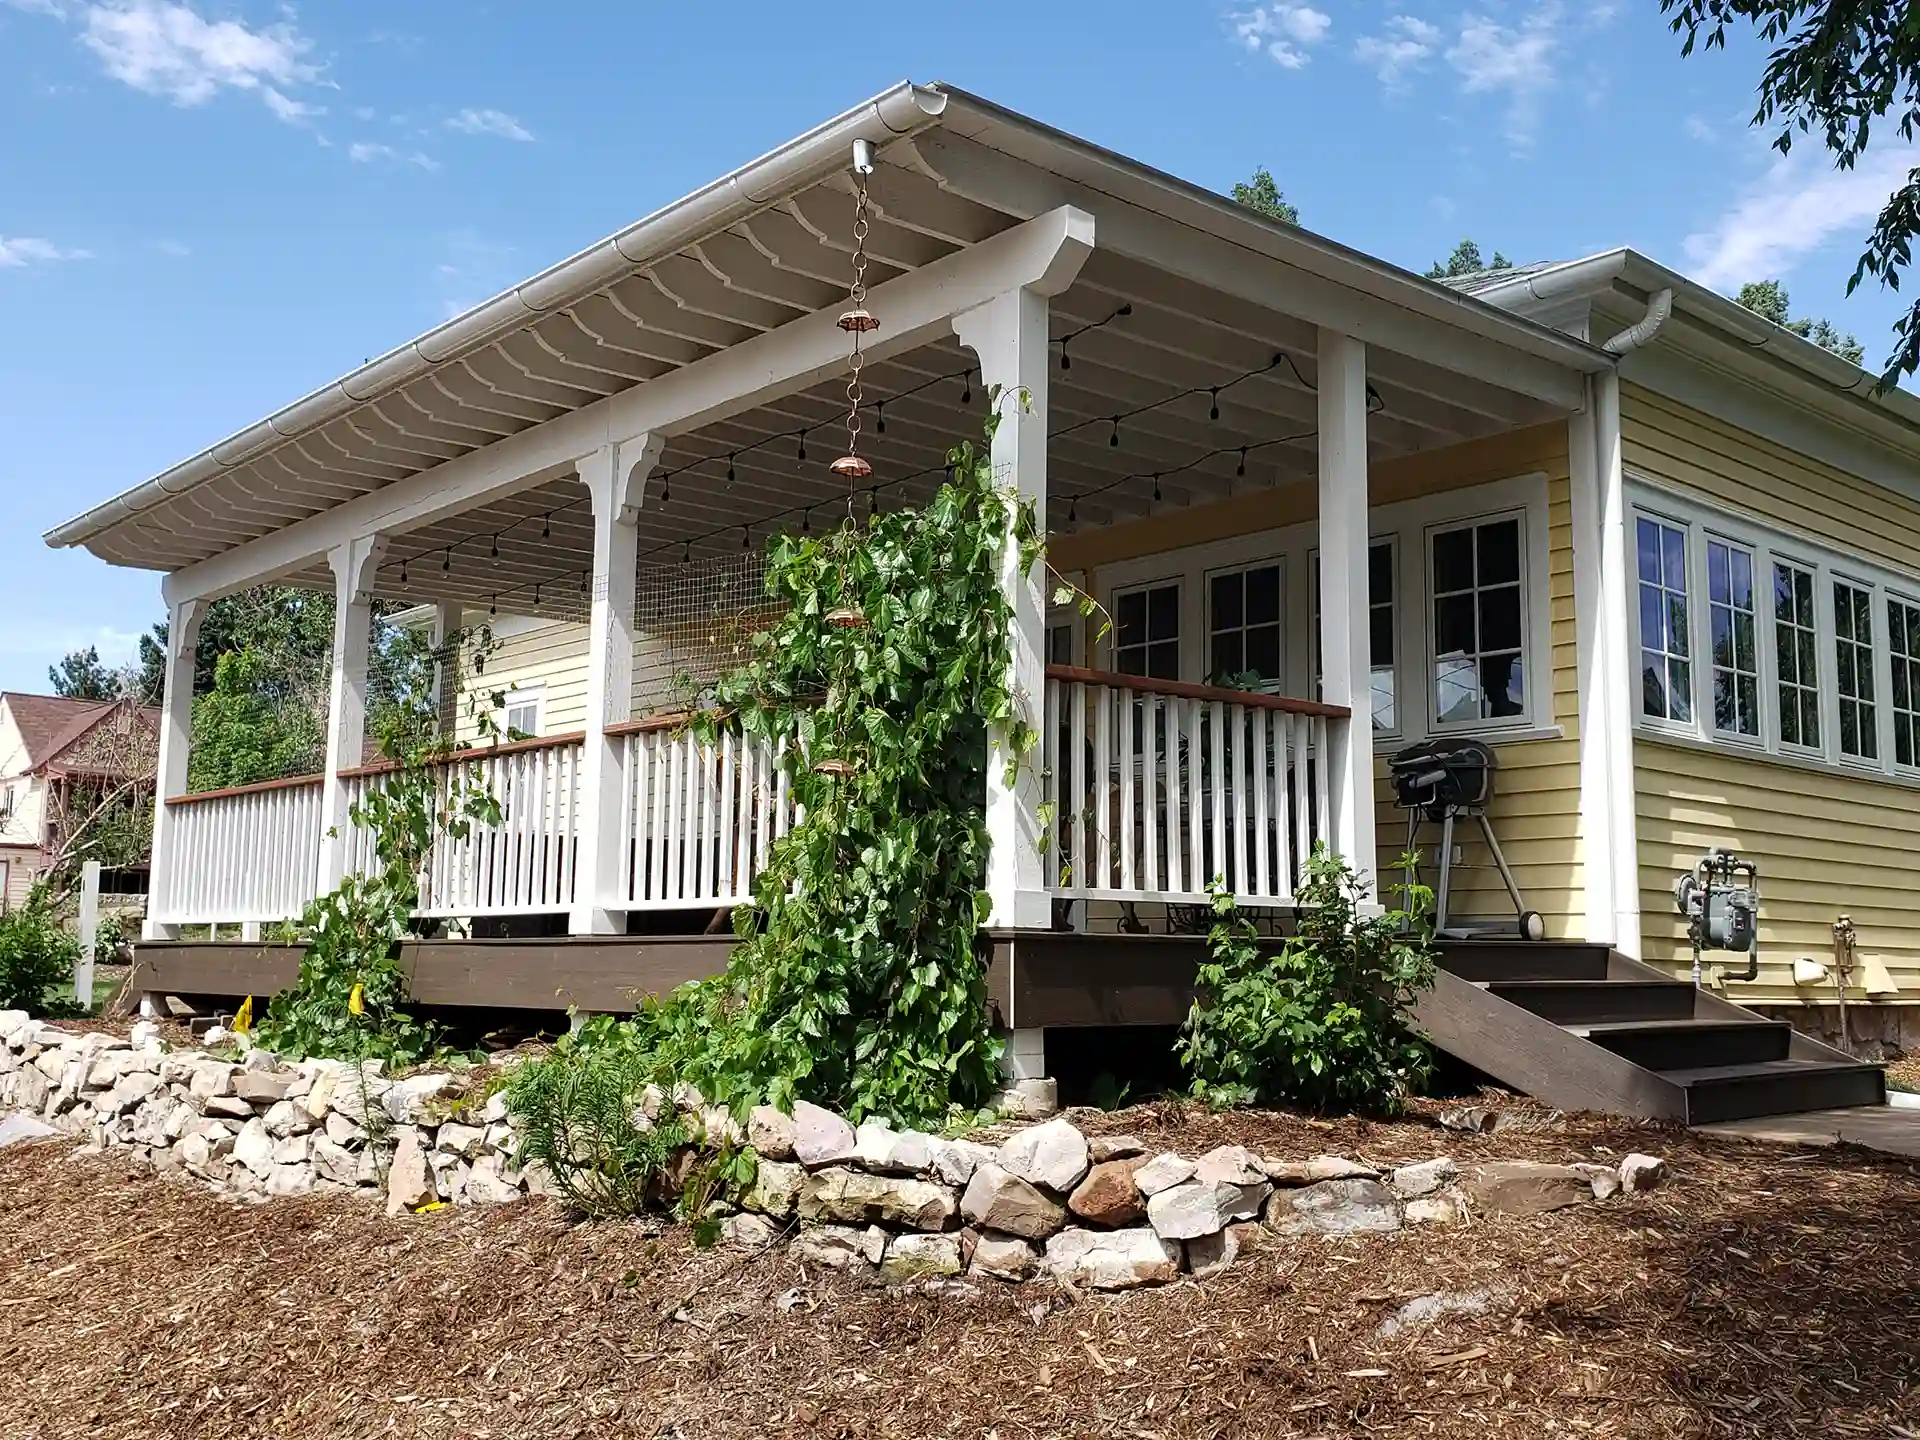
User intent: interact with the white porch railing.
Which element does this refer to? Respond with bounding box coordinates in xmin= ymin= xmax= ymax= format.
xmin=1042 ymin=665 xmax=1344 ymax=906
xmin=343 ymin=737 xmax=584 ymax=917
xmin=153 ymin=777 xmax=323 ymax=927
xmin=616 ymin=717 xmax=792 ymax=911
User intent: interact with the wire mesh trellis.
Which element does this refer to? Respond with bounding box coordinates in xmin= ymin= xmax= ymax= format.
xmin=632 ymin=546 xmax=784 ymax=712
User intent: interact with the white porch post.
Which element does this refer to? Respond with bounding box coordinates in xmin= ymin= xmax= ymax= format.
xmin=430 ymin=602 xmax=462 ymax=736
xmin=1568 ymin=383 xmax=1618 ymax=948
xmin=954 ymin=287 xmax=1054 ymax=933
xmin=1316 ymin=328 xmax=1378 ymax=885
xmin=142 ymin=596 xmax=203 ymax=941
xmin=317 ymin=534 xmax=388 ymax=890
xmin=570 ymin=433 xmax=662 ymax=935
xmin=1592 ymin=372 xmax=1641 ymax=958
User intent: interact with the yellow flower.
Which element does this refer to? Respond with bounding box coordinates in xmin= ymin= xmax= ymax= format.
xmin=232 ymin=996 xmax=253 ymax=1035
xmin=348 ymin=983 xmax=365 ymax=1017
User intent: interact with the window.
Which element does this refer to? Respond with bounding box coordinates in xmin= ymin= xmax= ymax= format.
xmin=1706 ymin=539 xmax=1760 ymax=738
xmin=501 ymin=686 xmax=544 ymax=738
xmin=1430 ymin=516 xmax=1526 ymax=726
xmin=1114 ymin=581 xmax=1180 ymax=679
xmin=1047 ymin=622 xmax=1075 ymax=668
xmin=1310 ymin=543 xmax=1398 ymax=731
xmin=1636 ymin=516 xmax=1692 ymax=723
xmin=1207 ymin=562 xmax=1282 ymax=689
xmin=1773 ymin=560 xmax=1820 ymax=750
xmin=1835 ymin=578 xmax=1878 ymax=760
xmin=1889 ymin=596 xmax=1920 ymax=768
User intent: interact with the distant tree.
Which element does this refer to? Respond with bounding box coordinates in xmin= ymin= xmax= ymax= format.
xmin=1427 ymin=239 xmax=1513 ymax=280
xmin=47 ymin=646 xmax=119 ymax=701
xmin=1734 ymin=279 xmax=1865 ymax=365
xmin=1231 ymin=167 xmax=1299 ymax=225
xmin=1664 ymin=0 xmax=1916 ymax=381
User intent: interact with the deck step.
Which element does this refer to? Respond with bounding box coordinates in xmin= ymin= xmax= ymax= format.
xmin=1486 ymin=978 xmax=1697 ymax=1025
xmin=1662 ymin=1059 xmax=1888 ymax=1124
xmin=1574 ymin=1018 xmax=1791 ymax=1071
xmin=1436 ymin=940 xmax=1610 ymax=983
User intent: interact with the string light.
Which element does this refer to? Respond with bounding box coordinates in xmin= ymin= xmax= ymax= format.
xmin=875 ymin=402 xmax=885 ymax=435
xmin=797 ymin=429 xmax=808 ymax=461
xmin=489 ymin=535 xmax=499 ymax=559
xmin=1067 ymin=496 xmax=1078 ymax=523
xmin=1058 ymin=336 xmax=1071 ymax=371
xmin=1109 ymin=418 xmax=1120 ymax=448
xmin=867 ymin=488 xmax=878 ymax=519
xmin=400 ymin=558 xmax=408 ymax=583
xmin=727 ymin=454 xmax=736 ymax=483
xmin=661 ymin=474 xmax=671 ymax=505
xmin=682 ymin=540 xmax=691 ymax=564
xmin=1237 ymin=446 xmax=1247 ymax=477
xmin=741 ymin=524 xmax=750 ymax=550
xmin=542 ymin=513 xmax=551 ymax=540
xmin=579 ymin=570 xmax=588 ymax=597
xmin=961 ymin=369 xmax=972 ymax=404
xmin=533 ymin=582 xmax=541 ymax=606
xmin=489 ymin=595 xmax=497 ymax=617
xmin=442 ymin=547 xmax=451 ymax=573
xmin=802 ymin=506 xmax=811 ymax=534
xmin=1209 ymin=387 xmax=1220 ymax=421
xmin=1152 ymin=474 xmax=1163 ymax=503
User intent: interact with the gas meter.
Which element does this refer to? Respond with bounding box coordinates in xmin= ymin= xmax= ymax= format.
xmin=1672 ymin=847 xmax=1759 ymax=985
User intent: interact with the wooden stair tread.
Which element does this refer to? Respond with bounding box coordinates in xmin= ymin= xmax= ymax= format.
xmin=1659 ymin=1058 xmax=1883 ymax=1086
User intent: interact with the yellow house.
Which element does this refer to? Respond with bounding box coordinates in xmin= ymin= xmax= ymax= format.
xmin=47 ymin=84 xmax=1901 ymax=1119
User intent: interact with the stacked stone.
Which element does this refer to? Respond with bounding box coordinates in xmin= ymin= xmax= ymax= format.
xmin=1 ymin=1014 xmax=1670 ymax=1292
xmin=0 ymin=1011 xmax=527 ymax=1209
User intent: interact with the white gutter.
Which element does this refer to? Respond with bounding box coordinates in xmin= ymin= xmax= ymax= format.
xmin=1602 ymin=288 xmax=1672 ymax=354
xmin=44 ymin=81 xmax=949 ymax=552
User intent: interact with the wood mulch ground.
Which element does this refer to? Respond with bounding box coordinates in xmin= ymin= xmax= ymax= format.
xmin=1 ymin=1098 xmax=1915 ymax=1440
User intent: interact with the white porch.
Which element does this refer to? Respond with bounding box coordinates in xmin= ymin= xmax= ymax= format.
xmin=45 ymin=84 xmax=1617 ymax=956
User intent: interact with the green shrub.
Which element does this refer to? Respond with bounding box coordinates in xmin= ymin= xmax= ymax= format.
xmin=0 ymin=888 xmax=81 ymax=1015
xmin=506 ymin=1038 xmax=692 ymax=1219
xmin=1178 ymin=851 xmax=1436 ymax=1115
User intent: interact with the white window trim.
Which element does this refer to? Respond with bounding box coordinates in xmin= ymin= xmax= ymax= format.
xmin=498 ymin=684 xmax=545 ymax=738
xmin=1093 ymin=472 xmax=1554 ymax=746
xmin=1202 ymin=555 xmax=1288 ymax=692
xmin=1627 ymin=473 xmax=1920 ymax=783
xmin=1108 ymin=574 xmax=1184 ymax=681
xmin=1308 ymin=538 xmax=1405 ymax=740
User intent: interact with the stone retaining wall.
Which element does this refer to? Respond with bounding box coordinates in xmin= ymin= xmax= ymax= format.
xmin=0 ymin=1014 xmax=1668 ymax=1293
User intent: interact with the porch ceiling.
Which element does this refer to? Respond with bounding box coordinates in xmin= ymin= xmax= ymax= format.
xmin=52 ymin=81 xmax=1597 ymax=605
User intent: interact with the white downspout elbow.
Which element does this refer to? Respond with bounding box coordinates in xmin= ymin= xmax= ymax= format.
xmin=1603 ymin=288 xmax=1673 ymax=355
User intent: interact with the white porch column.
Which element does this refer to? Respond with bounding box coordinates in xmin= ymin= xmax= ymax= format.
xmin=954 ymin=287 xmax=1054 ymax=932
xmin=1592 ymin=372 xmax=1642 ymax=958
xmin=1316 ymin=329 xmax=1378 ymax=885
xmin=430 ymin=601 xmax=462 ymax=737
xmin=142 ymin=596 xmax=203 ymax=941
xmin=317 ymin=534 xmax=388 ymax=890
xmin=570 ymin=433 xmax=663 ymax=935
xmin=1568 ymin=384 xmax=1618 ymax=949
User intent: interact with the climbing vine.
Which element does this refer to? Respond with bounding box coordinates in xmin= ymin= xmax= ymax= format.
xmin=545 ymin=401 xmax=1036 ymax=1130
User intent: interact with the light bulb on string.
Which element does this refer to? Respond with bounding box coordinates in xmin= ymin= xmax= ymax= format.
xmin=1237 ymin=447 xmax=1248 ymax=477
xmin=1209 ymin=388 xmax=1220 ymax=421
xmin=961 ymin=370 xmax=972 ymax=405
xmin=1109 ymin=417 xmax=1120 ymax=448
xmin=802 ymin=506 xmax=811 ymax=535
xmin=1067 ymin=495 xmax=1078 ymax=523
xmin=727 ymin=454 xmax=736 ymax=484
xmin=682 ymin=540 xmax=691 ymax=564
xmin=1152 ymin=474 xmax=1162 ymax=503
xmin=442 ymin=547 xmax=451 ymax=573
xmin=533 ymin=582 xmax=541 ymax=606
xmin=579 ymin=570 xmax=588 ymax=598
xmin=875 ymin=403 xmax=885 ymax=435
xmin=490 ymin=534 xmax=499 ymax=559
xmin=661 ymin=474 xmax=671 ymax=505
xmin=867 ymin=488 xmax=878 ymax=520
xmin=489 ymin=595 xmax=497 ymax=618
xmin=541 ymin=513 xmax=551 ymax=540
xmin=400 ymin=559 xmax=408 ymax=584
xmin=1059 ymin=336 xmax=1071 ymax=372
xmin=741 ymin=525 xmax=750 ymax=550
xmin=797 ymin=430 xmax=808 ymax=461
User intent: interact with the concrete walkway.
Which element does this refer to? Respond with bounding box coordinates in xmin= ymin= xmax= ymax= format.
xmin=1696 ymin=1103 xmax=1920 ymax=1159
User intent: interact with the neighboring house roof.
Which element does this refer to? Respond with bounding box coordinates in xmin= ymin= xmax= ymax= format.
xmin=0 ymin=693 xmax=160 ymax=779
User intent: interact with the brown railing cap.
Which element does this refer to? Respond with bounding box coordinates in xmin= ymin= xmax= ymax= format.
xmin=1044 ymin=664 xmax=1351 ymax=720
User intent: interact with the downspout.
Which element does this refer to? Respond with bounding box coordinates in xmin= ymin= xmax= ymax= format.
xmin=1587 ymin=287 xmax=1672 ymax=960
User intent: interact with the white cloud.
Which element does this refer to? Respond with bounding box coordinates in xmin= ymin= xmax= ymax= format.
xmin=348 ymin=140 xmax=438 ymax=171
xmin=446 ymin=106 xmax=532 ymax=142
xmin=1232 ymin=4 xmax=1332 ymax=70
xmin=1354 ymin=14 xmax=1441 ymax=88
xmin=1446 ymin=5 xmax=1561 ymax=150
xmin=16 ymin=0 xmax=324 ymax=121
xmin=434 ymin=229 xmax=517 ymax=318
xmin=1684 ymin=145 xmax=1920 ymax=291
xmin=0 ymin=235 xmax=92 ymax=266
xmin=1684 ymin=113 xmax=1716 ymax=144
xmin=152 ymin=237 xmax=189 ymax=256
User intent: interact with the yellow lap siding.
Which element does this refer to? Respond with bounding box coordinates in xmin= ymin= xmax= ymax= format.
xmin=1636 ymin=737 xmax=1920 ymax=998
xmin=454 ymin=621 xmax=590 ymax=743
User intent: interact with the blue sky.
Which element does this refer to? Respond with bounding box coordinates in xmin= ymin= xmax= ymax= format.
xmin=1 ymin=0 xmax=1911 ymax=693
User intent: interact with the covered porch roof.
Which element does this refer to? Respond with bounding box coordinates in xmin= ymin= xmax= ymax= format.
xmin=45 ymin=82 xmax=1613 ymax=617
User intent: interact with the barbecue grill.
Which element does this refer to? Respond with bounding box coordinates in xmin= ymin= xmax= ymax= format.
xmin=1388 ymin=738 xmax=1543 ymax=941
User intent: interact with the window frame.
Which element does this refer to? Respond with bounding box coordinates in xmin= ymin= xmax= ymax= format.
xmin=1888 ymin=589 xmax=1920 ymax=774
xmin=1625 ymin=476 xmax=1920 ymax=781
xmin=1701 ymin=531 xmax=1764 ymax=748
xmin=1109 ymin=576 xmax=1183 ymax=682
xmin=1630 ymin=509 xmax=1696 ymax=734
xmin=1423 ymin=506 xmax=1537 ymax=735
xmin=498 ymin=684 xmax=545 ymax=739
xmin=1203 ymin=556 xmax=1287 ymax=693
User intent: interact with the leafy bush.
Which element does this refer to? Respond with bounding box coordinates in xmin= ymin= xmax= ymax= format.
xmin=0 ymin=888 xmax=81 ymax=1014
xmin=506 ymin=1039 xmax=692 ymax=1219
xmin=1178 ymin=851 xmax=1437 ymax=1115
